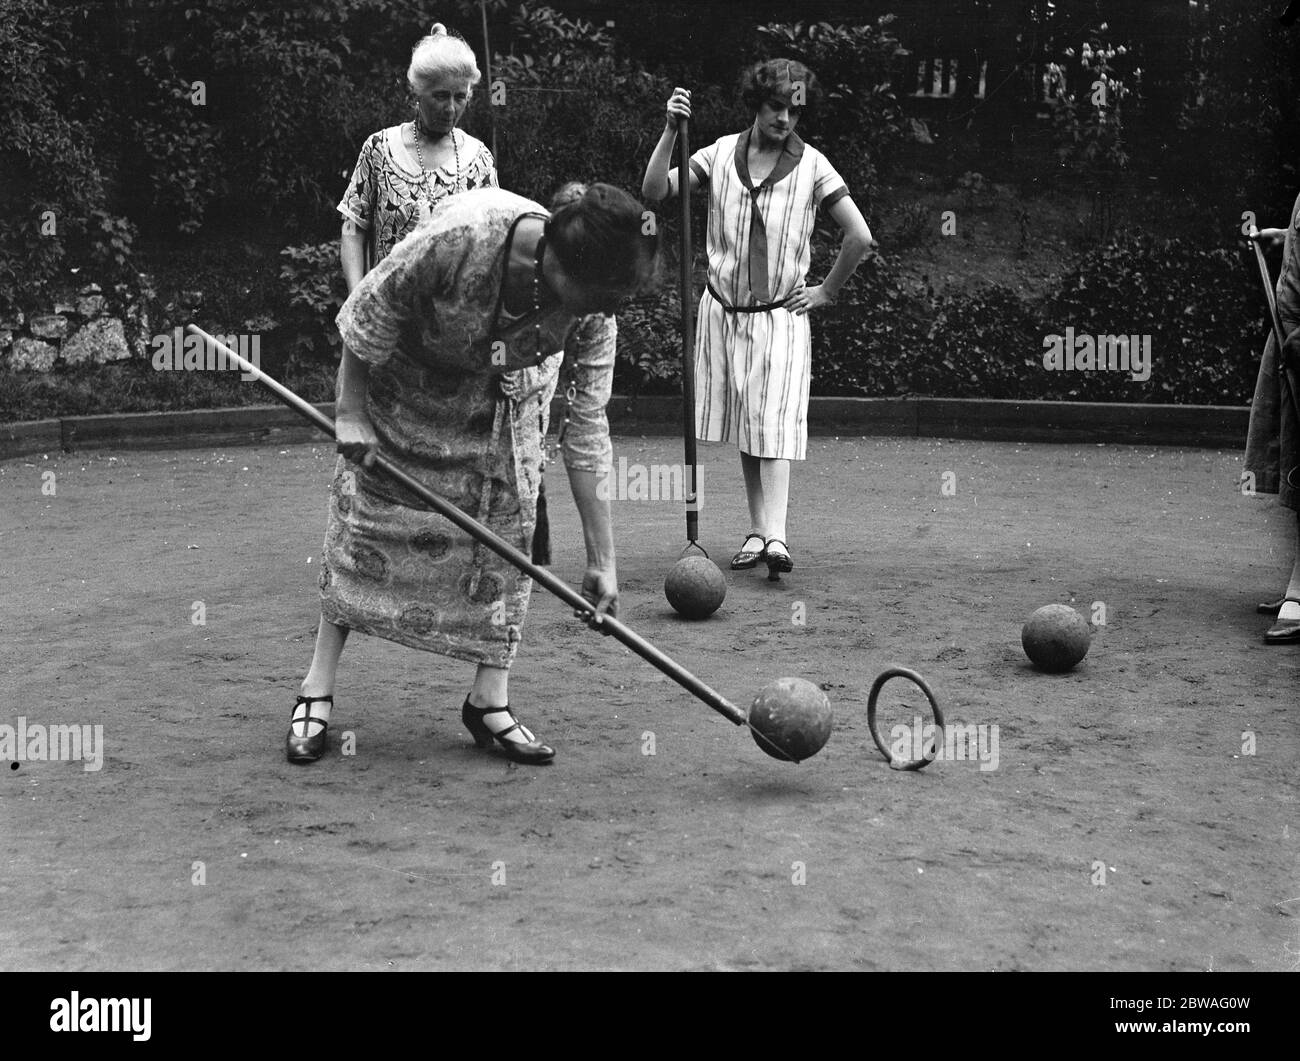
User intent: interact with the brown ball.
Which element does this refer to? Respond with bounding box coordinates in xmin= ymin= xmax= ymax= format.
xmin=665 ymin=555 xmax=726 ymax=620
xmin=749 ymin=677 xmax=833 ymax=763
xmin=1022 ymin=604 xmax=1092 ymax=672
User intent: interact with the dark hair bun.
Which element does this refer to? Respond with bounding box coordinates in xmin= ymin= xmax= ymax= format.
xmin=546 ymin=183 xmax=659 ymax=292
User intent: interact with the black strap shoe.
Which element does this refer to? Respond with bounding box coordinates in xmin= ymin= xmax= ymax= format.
xmin=764 ymin=537 xmax=793 ymax=575
xmin=1264 ymin=598 xmax=1300 ymax=643
xmin=462 ymin=698 xmax=555 ymax=764
xmin=730 ymin=533 xmax=766 ymax=570
xmin=286 ymin=694 xmax=332 ymax=764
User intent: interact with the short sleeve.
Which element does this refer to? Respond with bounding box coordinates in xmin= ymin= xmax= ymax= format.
xmin=557 ymin=314 xmax=616 ymax=474
xmin=467 ymin=144 xmax=499 ymax=190
xmin=335 ymin=223 xmax=466 ymax=366
xmin=1278 ymin=192 xmax=1300 ymax=336
xmin=686 ymin=139 xmax=719 ymax=190
xmin=812 ymin=149 xmax=850 ymax=211
xmin=337 ymin=133 xmax=382 ymax=230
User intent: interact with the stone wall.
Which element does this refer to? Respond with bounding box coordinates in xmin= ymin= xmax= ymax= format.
xmin=0 ymin=275 xmax=187 ymax=372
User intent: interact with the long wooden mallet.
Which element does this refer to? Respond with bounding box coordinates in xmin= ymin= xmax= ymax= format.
xmin=677 ymin=114 xmax=704 ymax=557
xmin=185 ymin=324 xmax=747 ymax=728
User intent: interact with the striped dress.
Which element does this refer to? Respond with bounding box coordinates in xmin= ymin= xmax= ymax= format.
xmin=687 ymin=130 xmax=849 ymax=460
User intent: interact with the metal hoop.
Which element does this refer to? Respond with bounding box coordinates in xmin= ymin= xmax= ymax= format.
xmin=866 ymin=667 xmax=944 ymax=772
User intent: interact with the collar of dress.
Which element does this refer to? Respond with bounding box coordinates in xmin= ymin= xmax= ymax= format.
xmin=734 ymin=129 xmax=805 ymax=192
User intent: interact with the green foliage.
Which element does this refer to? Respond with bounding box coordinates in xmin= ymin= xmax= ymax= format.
xmin=0 ymin=358 xmax=337 ymax=421
xmin=1167 ymin=0 xmax=1298 ymax=213
xmin=756 ymin=17 xmax=910 ymax=202
xmin=614 ymin=286 xmax=684 ymax=396
xmin=1044 ymin=26 xmax=1140 ymax=243
xmin=503 ymin=3 xmax=613 ymax=61
xmin=278 ymin=241 xmax=349 ymax=360
xmin=191 ymin=1 xmax=400 ymax=222
xmin=887 ymin=202 xmax=934 ymax=251
xmin=812 ymin=251 xmax=934 ymax=397
xmin=1043 ymin=233 xmax=1261 ymax=404
xmin=0 ymin=0 xmax=136 ymax=309
xmin=121 ymin=56 xmax=222 ymax=236
xmin=914 ymin=284 xmax=1044 ymax=398
xmin=810 ymin=233 xmax=1259 ymax=404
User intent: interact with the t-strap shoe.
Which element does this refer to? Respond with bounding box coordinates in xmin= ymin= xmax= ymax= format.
xmin=764 ymin=538 xmax=794 ymax=575
xmin=461 ymin=698 xmax=556 ymax=764
xmin=286 ymin=694 xmax=332 ymax=764
xmin=730 ymin=533 xmax=766 ymax=570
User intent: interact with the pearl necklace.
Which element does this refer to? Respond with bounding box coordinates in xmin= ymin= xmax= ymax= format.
xmin=411 ymin=119 xmax=461 ymax=218
xmin=532 ymin=233 xmax=546 ymax=359
xmin=532 ymin=231 xmax=576 ymax=457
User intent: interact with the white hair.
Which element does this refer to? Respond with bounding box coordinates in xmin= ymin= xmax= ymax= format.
xmin=408 ymin=23 xmax=481 ymax=92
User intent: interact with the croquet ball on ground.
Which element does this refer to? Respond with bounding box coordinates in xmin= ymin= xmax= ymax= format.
xmin=1021 ymin=604 xmax=1092 ymax=672
xmin=748 ymin=676 xmax=833 ymax=762
xmin=664 ymin=555 xmax=726 ymax=619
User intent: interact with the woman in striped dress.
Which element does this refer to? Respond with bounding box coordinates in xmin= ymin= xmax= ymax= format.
xmin=642 ymin=60 xmax=876 ymax=576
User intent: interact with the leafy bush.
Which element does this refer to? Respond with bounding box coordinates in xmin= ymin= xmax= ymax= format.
xmin=886 ymin=202 xmax=933 ymax=251
xmin=121 ymin=56 xmax=222 ymax=236
xmin=278 ymin=241 xmax=349 ymax=361
xmin=1164 ymin=0 xmax=1299 ymax=215
xmin=756 ymin=17 xmax=911 ymax=203
xmin=614 ymin=285 xmax=684 ymax=396
xmin=914 ymin=284 xmax=1045 ymax=399
xmin=806 ymin=230 xmax=1263 ymax=405
xmin=812 ymin=248 xmax=934 ymax=397
xmin=1042 ymin=233 xmax=1262 ymax=404
xmin=0 ymin=0 xmax=136 ymax=309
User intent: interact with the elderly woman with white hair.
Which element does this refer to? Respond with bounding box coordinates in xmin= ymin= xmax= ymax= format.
xmin=337 ymin=23 xmax=497 ymax=285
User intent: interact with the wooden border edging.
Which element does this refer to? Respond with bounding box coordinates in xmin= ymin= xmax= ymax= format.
xmin=0 ymin=397 xmax=1250 ymax=462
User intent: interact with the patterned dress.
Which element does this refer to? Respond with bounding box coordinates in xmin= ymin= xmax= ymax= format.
xmin=320 ymin=188 xmax=616 ymax=667
xmin=1243 ymin=190 xmax=1300 ymax=512
xmin=337 ymin=125 xmax=497 ymax=266
xmin=687 ymin=130 xmax=849 ymax=460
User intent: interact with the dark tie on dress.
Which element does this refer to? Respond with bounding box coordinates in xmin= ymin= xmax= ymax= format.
xmin=747 ymin=188 xmax=771 ymax=303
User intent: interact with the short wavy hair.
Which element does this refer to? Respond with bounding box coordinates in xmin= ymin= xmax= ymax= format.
xmin=740 ymin=58 xmax=822 ymax=115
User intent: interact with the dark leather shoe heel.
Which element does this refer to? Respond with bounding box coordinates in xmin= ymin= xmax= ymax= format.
xmin=1264 ymin=598 xmax=1300 ymax=643
xmin=730 ymin=533 xmax=766 ymax=570
xmin=286 ymin=694 xmax=332 ymax=764
xmin=764 ymin=537 xmax=793 ymax=575
xmin=461 ymin=698 xmax=555 ymax=764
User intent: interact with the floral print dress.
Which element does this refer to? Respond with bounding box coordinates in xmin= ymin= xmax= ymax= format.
xmin=337 ymin=125 xmax=498 ymax=266
xmin=320 ymin=188 xmax=615 ymax=668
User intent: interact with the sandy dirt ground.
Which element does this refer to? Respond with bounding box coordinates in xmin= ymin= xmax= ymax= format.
xmin=1 ymin=434 xmax=1297 ymax=971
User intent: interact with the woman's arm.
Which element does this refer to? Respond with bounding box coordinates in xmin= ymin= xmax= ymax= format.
xmin=557 ymin=315 xmax=620 ymax=620
xmin=334 ymin=344 xmax=378 ymax=465
xmin=338 ymin=135 xmax=379 ymax=290
xmin=565 ymin=467 xmax=618 ymax=619
xmin=642 ymin=87 xmax=699 ymax=202
xmin=786 ymin=197 xmax=878 ymax=316
xmin=341 ymin=220 xmax=368 ymax=293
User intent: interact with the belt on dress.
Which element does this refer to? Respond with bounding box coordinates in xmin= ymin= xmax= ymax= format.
xmin=706 ymin=281 xmax=789 ymax=314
